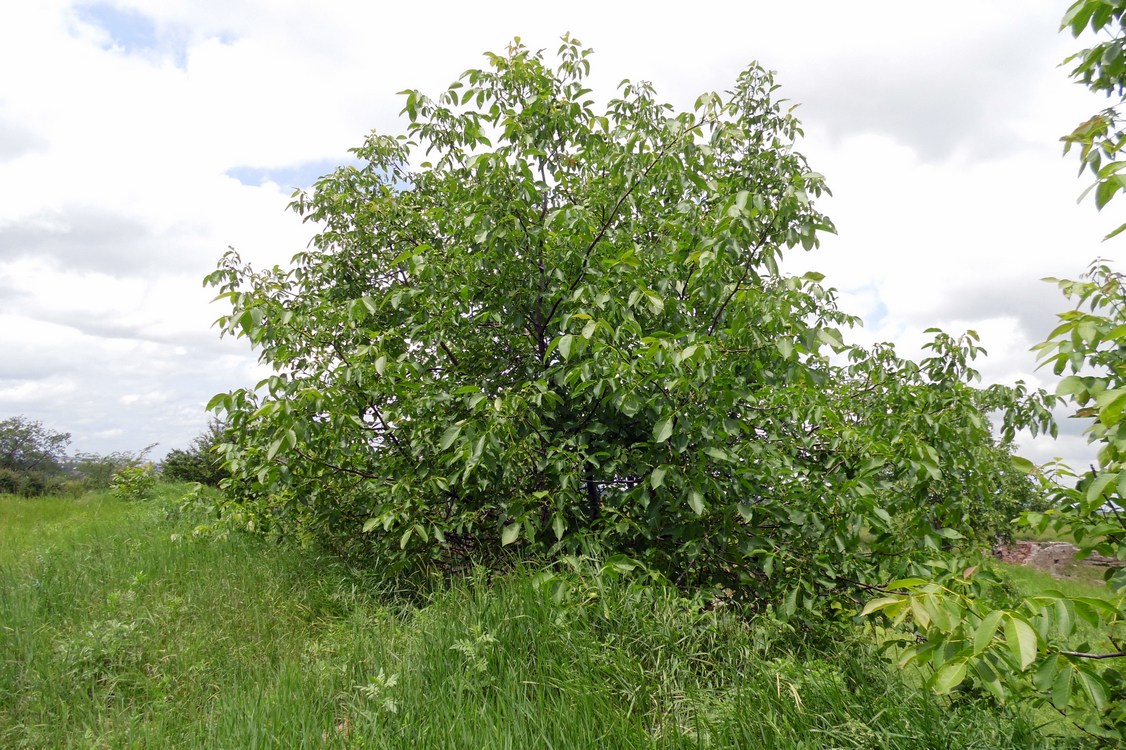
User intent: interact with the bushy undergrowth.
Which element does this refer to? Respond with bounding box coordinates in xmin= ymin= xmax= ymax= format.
xmin=161 ymin=419 xmax=230 ymax=487
xmin=0 ymin=488 xmax=1076 ymax=749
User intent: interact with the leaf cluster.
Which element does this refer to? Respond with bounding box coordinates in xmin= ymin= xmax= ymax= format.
xmin=866 ymin=571 xmax=1122 ymax=740
xmin=1062 ymin=0 xmax=1126 ymax=238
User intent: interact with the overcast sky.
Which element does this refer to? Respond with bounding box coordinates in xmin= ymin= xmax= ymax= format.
xmin=0 ymin=0 xmax=1119 ymax=470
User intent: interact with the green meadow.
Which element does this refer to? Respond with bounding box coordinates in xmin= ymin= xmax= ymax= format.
xmin=0 ymin=486 xmax=1085 ymax=748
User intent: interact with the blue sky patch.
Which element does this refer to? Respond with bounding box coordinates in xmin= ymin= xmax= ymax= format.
xmin=867 ymin=298 xmax=888 ymax=328
xmin=226 ymin=158 xmax=358 ymax=191
xmin=76 ymin=4 xmax=159 ymax=53
xmin=75 ymin=3 xmax=195 ymax=66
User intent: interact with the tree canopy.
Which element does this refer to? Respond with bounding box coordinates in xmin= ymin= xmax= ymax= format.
xmin=161 ymin=419 xmax=230 ymax=487
xmin=0 ymin=415 xmax=70 ymax=496
xmin=207 ymin=37 xmax=1051 ymax=616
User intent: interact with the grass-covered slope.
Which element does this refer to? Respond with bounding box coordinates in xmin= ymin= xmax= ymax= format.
xmin=0 ymin=488 xmax=1069 ymax=748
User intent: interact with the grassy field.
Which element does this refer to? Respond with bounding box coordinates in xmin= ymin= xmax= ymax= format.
xmin=0 ymin=487 xmax=1080 ymax=748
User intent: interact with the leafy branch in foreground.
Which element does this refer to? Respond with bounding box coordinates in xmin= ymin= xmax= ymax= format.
xmin=864 ymin=264 xmax=1126 ymax=743
xmin=857 ymin=1 xmax=1126 ymax=736
xmin=1062 ymin=0 xmax=1126 ymax=239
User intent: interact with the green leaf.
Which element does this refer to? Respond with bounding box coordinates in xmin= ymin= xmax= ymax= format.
xmin=1062 ymin=0 xmax=1097 ymax=34
xmin=782 ymin=587 xmax=798 ymax=619
xmin=1095 ymin=177 xmax=1118 ymax=209
xmin=1076 ymin=667 xmax=1108 ymax=712
xmin=653 ymin=417 xmax=674 ymax=443
xmin=501 ymin=522 xmax=521 ymax=546
xmin=1053 ymin=598 xmax=1075 ymax=637
xmin=886 ymin=578 xmax=928 ymax=589
xmin=650 ymin=466 xmax=667 ymax=489
xmin=926 ymin=594 xmax=955 ymax=631
xmin=896 ymin=646 xmax=920 ymax=669
xmin=972 ymin=659 xmax=1007 ymax=702
xmin=930 ymin=660 xmax=968 ymax=694
xmin=933 ymin=527 xmax=964 ymax=540
xmin=687 ymin=489 xmax=705 ymax=515
xmin=267 ymin=436 xmax=284 ymax=461
xmin=1034 ymin=653 xmax=1060 ymax=692
xmin=604 ymin=554 xmax=638 ymax=574
xmin=974 ymin=610 xmax=1005 ymax=655
xmin=860 ymin=596 xmax=903 ymax=617
xmin=815 ymin=328 xmax=844 ymax=350
xmin=1103 ymin=219 xmax=1126 ymax=241
xmin=1099 ymin=390 xmax=1126 ymax=426
xmin=1057 ymin=374 xmax=1086 ymax=396
xmin=1051 ymin=665 xmax=1073 ymax=710
xmin=704 ymin=446 xmax=732 ymax=462
xmin=1004 ymin=615 xmax=1038 ymax=671
xmin=205 ymin=393 xmax=229 ymax=412
xmin=910 ymin=597 xmax=932 ymax=629
xmin=1010 ymin=455 xmax=1036 ymax=474
xmin=362 ymin=517 xmax=380 ymax=533
xmin=558 ymin=334 xmax=575 ymax=360
xmin=1087 ymin=472 xmax=1116 ymax=505
xmin=439 ymin=424 xmax=463 ymax=451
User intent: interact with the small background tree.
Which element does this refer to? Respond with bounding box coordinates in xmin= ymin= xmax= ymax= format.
xmin=0 ymin=416 xmax=70 ymax=497
xmin=161 ymin=419 xmax=230 ymax=487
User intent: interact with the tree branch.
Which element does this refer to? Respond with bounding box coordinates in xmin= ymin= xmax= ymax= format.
xmin=1058 ymin=649 xmax=1126 ymax=660
xmin=439 ymin=341 xmax=461 ymax=369
xmin=292 ymin=446 xmax=382 ymax=480
xmin=707 ymin=235 xmax=768 ymax=336
xmin=542 ymin=136 xmax=683 ymax=333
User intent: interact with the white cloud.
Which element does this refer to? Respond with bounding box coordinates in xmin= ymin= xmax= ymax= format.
xmin=0 ymin=0 xmax=1117 ymax=476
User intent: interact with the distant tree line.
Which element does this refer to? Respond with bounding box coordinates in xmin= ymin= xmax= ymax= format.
xmin=0 ymin=415 xmax=228 ymax=497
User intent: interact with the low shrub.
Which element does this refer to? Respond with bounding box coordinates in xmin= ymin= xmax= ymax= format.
xmin=111 ymin=465 xmax=156 ymax=502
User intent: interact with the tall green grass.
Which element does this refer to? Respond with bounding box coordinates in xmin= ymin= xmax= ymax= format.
xmin=0 ymin=488 xmax=1072 ymax=748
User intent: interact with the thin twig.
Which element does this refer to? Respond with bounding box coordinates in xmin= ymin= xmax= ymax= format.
xmin=1058 ymin=649 xmax=1126 ymax=660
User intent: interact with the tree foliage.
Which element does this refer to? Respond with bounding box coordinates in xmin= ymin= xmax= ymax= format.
xmin=207 ymin=39 xmax=1049 ymax=612
xmin=66 ymin=444 xmax=158 ymax=493
xmin=858 ymin=4 xmax=1126 ymax=742
xmin=0 ymin=415 xmax=70 ymax=496
xmin=1063 ymin=0 xmax=1126 ymax=238
xmin=111 ymin=463 xmax=157 ymax=501
xmin=161 ymin=419 xmax=230 ymax=487
xmin=866 ymin=264 xmax=1126 ymax=743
